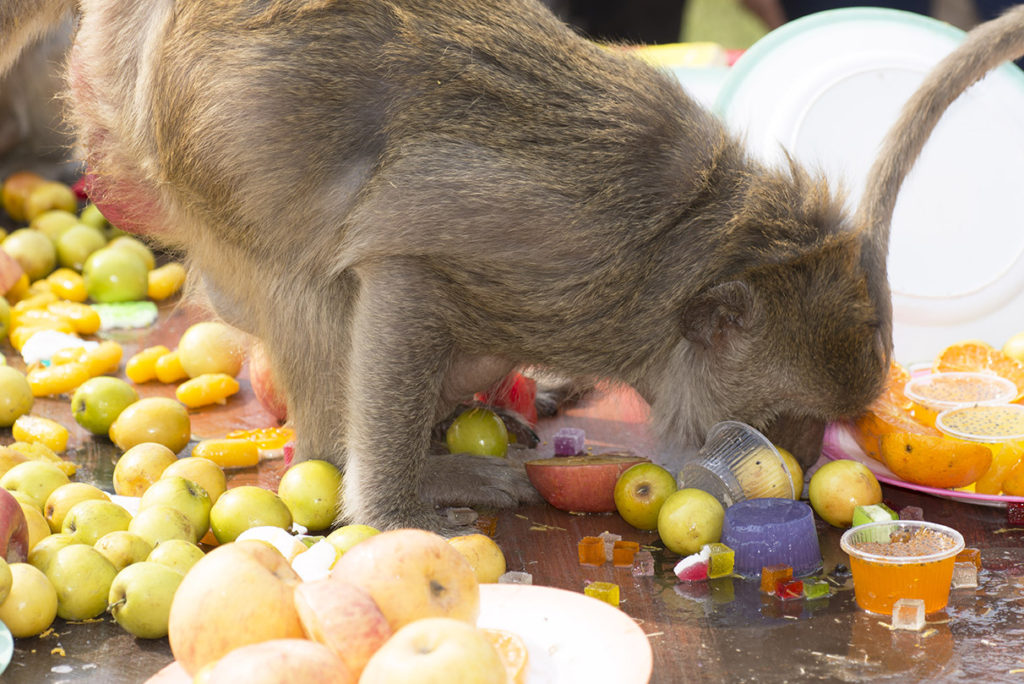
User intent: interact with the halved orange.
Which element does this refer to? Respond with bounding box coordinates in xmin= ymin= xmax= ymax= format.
xmin=880 ymin=432 xmax=992 ymax=489
xmin=933 ymin=341 xmax=1024 ymax=402
xmin=852 ymin=362 xmax=938 ymax=461
xmin=481 ymin=628 xmax=529 ymax=684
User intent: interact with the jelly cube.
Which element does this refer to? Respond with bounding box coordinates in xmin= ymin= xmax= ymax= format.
xmin=599 ymin=531 xmax=622 ymax=561
xmin=612 ymin=540 xmax=640 ymax=567
xmin=898 ymin=506 xmax=925 ymax=521
xmin=892 ymin=598 xmax=926 ymax=631
xmin=553 ymin=427 xmax=586 ymax=456
xmin=474 ymin=515 xmax=498 ymax=537
xmin=760 ymin=564 xmax=793 ymax=594
xmin=951 ymin=561 xmax=979 ymax=589
xmin=802 ymin=578 xmax=830 ymax=600
xmin=703 ymin=542 xmax=735 ymax=578
xmin=498 ymin=571 xmax=533 ymax=585
xmin=631 ymin=550 xmax=655 ymax=577
xmin=584 ymin=581 xmax=620 ymax=607
xmin=578 ymin=536 xmax=605 ymax=566
xmin=956 ymin=547 xmax=982 ymax=571
xmin=851 ymin=503 xmax=897 ymax=527
xmin=709 ymin=577 xmax=735 ymax=604
xmin=776 ymin=578 xmax=803 ymax=600
xmin=445 ymin=507 xmax=479 ymax=526
xmin=674 ymin=547 xmax=710 ymax=582
xmin=1008 ymin=502 xmax=1024 ymax=526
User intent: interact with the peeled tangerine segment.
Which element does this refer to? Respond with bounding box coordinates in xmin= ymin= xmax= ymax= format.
xmin=192 ymin=438 xmax=259 ymax=468
xmin=879 ymin=432 xmax=992 ymax=489
xmin=175 ymin=373 xmax=240 ymax=408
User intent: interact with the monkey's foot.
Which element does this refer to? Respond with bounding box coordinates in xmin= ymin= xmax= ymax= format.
xmin=418 ymin=453 xmax=543 ymax=509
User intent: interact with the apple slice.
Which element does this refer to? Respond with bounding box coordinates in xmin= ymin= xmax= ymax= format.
xmin=0 ymin=488 xmax=29 ymax=562
xmin=524 ymin=452 xmax=649 ymax=513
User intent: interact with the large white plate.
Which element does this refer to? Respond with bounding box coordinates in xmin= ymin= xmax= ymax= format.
xmin=477 ymin=583 xmax=653 ymax=683
xmin=714 ymin=8 xmax=1024 ymax=365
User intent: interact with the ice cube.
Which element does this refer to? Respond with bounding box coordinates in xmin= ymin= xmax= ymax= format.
xmin=498 ymin=571 xmax=533 ymax=585
xmin=584 ymin=581 xmax=620 ymax=607
xmin=552 ymin=427 xmax=586 ymax=456
xmin=445 ymin=507 xmax=479 ymax=526
xmin=674 ymin=547 xmax=710 ymax=582
xmin=951 ymin=561 xmax=979 ymax=589
xmin=631 ymin=550 xmax=655 ymax=577
xmin=892 ymin=598 xmax=926 ymax=631
xmin=956 ymin=547 xmax=982 ymax=571
xmin=599 ymin=531 xmax=621 ymax=561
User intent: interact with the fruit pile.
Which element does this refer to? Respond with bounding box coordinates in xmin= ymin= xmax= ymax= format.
xmin=852 ymin=340 xmax=1024 ymax=496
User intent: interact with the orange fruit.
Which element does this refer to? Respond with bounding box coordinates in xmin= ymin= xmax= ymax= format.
xmin=975 ymin=442 xmax=1024 ymax=495
xmin=933 ymin=341 xmax=1024 ymax=402
xmin=852 ymin=362 xmax=937 ymax=461
xmin=880 ymin=433 xmax=992 ymax=489
xmin=1000 ymin=458 xmax=1024 ymax=496
xmin=481 ymin=628 xmax=528 ymax=684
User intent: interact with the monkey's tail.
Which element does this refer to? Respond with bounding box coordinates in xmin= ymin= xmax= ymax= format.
xmin=855 ymin=5 xmax=1024 ymax=252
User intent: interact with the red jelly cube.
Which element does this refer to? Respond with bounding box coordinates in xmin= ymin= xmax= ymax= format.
xmin=760 ymin=564 xmax=793 ymax=594
xmin=578 ymin=536 xmax=605 ymax=566
xmin=776 ymin=578 xmax=803 ymax=600
xmin=1009 ymin=502 xmax=1024 ymax=526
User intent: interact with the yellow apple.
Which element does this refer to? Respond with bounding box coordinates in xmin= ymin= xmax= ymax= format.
xmin=808 ymin=459 xmax=882 ymax=528
xmin=61 ymin=499 xmax=133 ymax=545
xmin=27 ymin=532 xmax=74 ymax=573
xmin=448 ymin=533 xmax=507 ymax=584
xmin=656 ymin=488 xmax=725 ymax=556
xmin=0 ymin=558 xmax=9 ymax=604
xmin=325 ymin=524 xmax=379 ymax=557
xmin=167 ymin=540 xmax=305 ymax=675
xmin=160 ymin=456 xmax=226 ymax=504
xmin=330 ymin=528 xmax=479 ymax=631
xmin=94 ymin=530 xmax=154 ymax=572
xmin=277 ymin=459 xmax=342 ymax=531
xmin=1 ymin=460 xmax=70 ymax=509
xmin=45 ymin=543 xmax=118 ymax=620
xmin=113 ymin=442 xmax=178 ymax=497
xmin=613 ymin=462 xmax=678 ymax=530
xmin=0 ymin=562 xmax=58 ymax=637
xmin=128 ymin=504 xmax=197 ymax=546
xmin=196 ymin=639 xmax=355 ymax=684
xmin=109 ymin=561 xmax=184 ymax=639
xmin=19 ymin=502 xmax=49 ymax=552
xmin=44 ymin=482 xmax=111 ymax=533
xmin=294 ymin=577 xmax=392 ymax=680
xmin=359 ymin=617 xmax=505 ymax=684
xmin=147 ymin=539 xmax=205 ymax=576
xmin=176 ymin=321 xmax=246 ymax=378
xmin=208 ymin=485 xmax=292 ymax=543
xmin=139 ymin=475 xmax=212 ymax=541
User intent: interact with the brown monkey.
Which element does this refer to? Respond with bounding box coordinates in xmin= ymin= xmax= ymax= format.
xmin=2 ymin=1 xmax=1023 ymax=532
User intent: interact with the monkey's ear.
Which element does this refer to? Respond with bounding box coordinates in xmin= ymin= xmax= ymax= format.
xmin=681 ymin=281 xmax=753 ymax=350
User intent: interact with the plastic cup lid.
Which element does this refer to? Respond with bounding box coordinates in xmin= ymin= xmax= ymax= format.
xmin=903 ymin=372 xmax=1018 ymax=410
xmin=935 ymin=403 xmax=1024 ymax=442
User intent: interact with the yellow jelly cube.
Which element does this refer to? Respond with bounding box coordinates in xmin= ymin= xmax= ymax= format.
xmin=46 ymin=268 xmax=87 ymax=302
xmin=47 ymin=301 xmax=101 ymax=335
xmin=125 ymin=345 xmax=171 ymax=384
xmin=81 ymin=340 xmax=123 ymax=376
xmin=583 ymin=581 xmax=620 ymax=607
xmin=12 ymin=415 xmax=69 ymax=453
xmin=191 ymin=438 xmax=260 ymax=468
xmin=176 ymin=373 xmax=240 ymax=408
xmin=27 ymin=362 xmax=90 ymax=397
xmin=154 ymin=350 xmax=188 ymax=383
xmin=148 ymin=262 xmax=187 ymax=301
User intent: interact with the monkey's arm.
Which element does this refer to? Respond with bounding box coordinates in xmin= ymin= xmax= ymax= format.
xmin=0 ymin=0 xmax=73 ymax=77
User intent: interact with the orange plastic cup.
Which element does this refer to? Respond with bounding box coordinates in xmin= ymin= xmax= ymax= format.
xmin=840 ymin=521 xmax=964 ymax=615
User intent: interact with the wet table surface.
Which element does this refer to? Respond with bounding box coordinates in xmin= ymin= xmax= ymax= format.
xmin=3 ymin=299 xmax=1024 ymax=684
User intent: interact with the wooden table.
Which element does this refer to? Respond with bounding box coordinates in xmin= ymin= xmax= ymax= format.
xmin=4 ymin=300 xmax=1024 ymax=683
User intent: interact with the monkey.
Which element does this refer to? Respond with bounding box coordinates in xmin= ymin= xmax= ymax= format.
xmin=2 ymin=1 xmax=1023 ymax=533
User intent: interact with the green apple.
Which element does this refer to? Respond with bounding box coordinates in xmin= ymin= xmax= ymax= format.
xmin=108 ymin=235 xmax=155 ymax=271
xmin=139 ymin=476 xmax=211 ymax=541
xmin=209 ymin=486 xmax=292 ymax=544
xmin=2 ymin=228 xmax=56 ymax=281
xmin=56 ymin=223 xmax=107 ymax=272
xmin=656 ymin=488 xmax=725 ymax=556
xmin=27 ymin=533 xmax=75 ymax=574
xmin=325 ymin=524 xmax=380 ymax=558
xmin=79 ymin=203 xmax=109 ymax=232
xmin=0 ymin=366 xmax=33 ymax=428
xmin=0 ymin=557 xmax=10 ymax=605
xmin=108 ymin=397 xmax=191 ymax=454
xmin=71 ymin=376 xmax=139 ymax=436
xmin=613 ymin=463 xmax=678 ymax=531
xmin=128 ymin=504 xmax=196 ymax=547
xmin=176 ymin=321 xmax=246 ymax=378
xmin=147 ymin=539 xmax=205 ymax=576
xmin=0 ymin=562 xmax=58 ymax=638
xmin=0 ymin=296 xmax=9 ymax=340
xmin=277 ymin=460 xmax=342 ymax=532
xmin=161 ymin=457 xmax=226 ymax=504
xmin=44 ymin=482 xmax=111 ymax=533
xmin=30 ymin=210 xmax=79 ymax=244
xmin=1 ymin=460 xmax=70 ymax=509
xmin=112 ymin=442 xmax=178 ymax=497
xmin=94 ymin=531 xmax=154 ymax=572
xmin=61 ymin=499 xmax=133 ymax=546
xmin=83 ymin=246 xmax=148 ymax=302
xmin=108 ymin=561 xmax=184 ymax=639
xmin=45 ymin=543 xmax=118 ymax=620
xmin=445 ymin=408 xmax=508 ymax=458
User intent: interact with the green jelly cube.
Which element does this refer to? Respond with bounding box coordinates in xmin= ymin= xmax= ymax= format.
xmin=704 ymin=542 xmax=735 ymax=578
xmin=803 ymin=578 xmax=830 ymax=600
xmin=852 ymin=503 xmax=897 ymax=527
xmin=584 ymin=581 xmax=620 ymax=607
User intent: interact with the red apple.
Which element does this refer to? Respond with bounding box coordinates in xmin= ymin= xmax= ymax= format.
xmin=0 ymin=488 xmax=29 ymax=562
xmin=197 ymin=639 xmax=355 ymax=684
xmin=144 ymin=661 xmax=190 ymax=684
xmin=524 ymin=452 xmax=650 ymax=513
xmin=293 ymin=577 xmax=392 ymax=679
xmin=249 ymin=341 xmax=287 ymax=422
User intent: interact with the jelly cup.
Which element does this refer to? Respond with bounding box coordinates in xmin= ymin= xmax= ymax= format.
xmin=904 ymin=372 xmax=1017 ymax=426
xmin=936 ymin=403 xmax=1024 ymax=494
xmin=720 ymin=498 xmax=822 ymax=578
xmin=677 ymin=421 xmax=794 ymax=508
xmin=840 ymin=520 xmax=965 ymax=615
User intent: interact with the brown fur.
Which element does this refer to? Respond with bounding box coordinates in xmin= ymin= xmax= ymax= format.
xmin=2 ymin=1 xmax=1024 ymax=532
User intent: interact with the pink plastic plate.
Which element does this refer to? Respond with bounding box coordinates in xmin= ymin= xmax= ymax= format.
xmin=822 ymin=421 xmax=1024 ymax=508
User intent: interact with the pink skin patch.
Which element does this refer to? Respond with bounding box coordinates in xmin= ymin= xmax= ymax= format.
xmin=77 ymin=171 xmax=164 ymax=236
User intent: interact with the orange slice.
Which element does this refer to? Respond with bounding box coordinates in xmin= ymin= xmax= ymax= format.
xmin=481 ymin=628 xmax=528 ymax=684
xmin=880 ymin=432 xmax=992 ymax=489
xmin=933 ymin=341 xmax=1024 ymax=402
xmin=852 ymin=362 xmax=937 ymax=461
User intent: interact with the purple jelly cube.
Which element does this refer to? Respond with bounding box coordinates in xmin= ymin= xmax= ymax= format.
xmin=1009 ymin=502 xmax=1024 ymax=526
xmin=674 ymin=547 xmax=710 ymax=582
xmin=898 ymin=506 xmax=925 ymax=521
xmin=552 ymin=427 xmax=586 ymax=456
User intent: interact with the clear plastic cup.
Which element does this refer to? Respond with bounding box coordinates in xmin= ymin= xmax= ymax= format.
xmin=904 ymin=372 xmax=1017 ymax=425
xmin=677 ymin=421 xmax=794 ymax=508
xmin=720 ymin=498 xmax=822 ymax=578
xmin=840 ymin=520 xmax=964 ymax=614
xmin=936 ymin=403 xmax=1024 ymax=495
